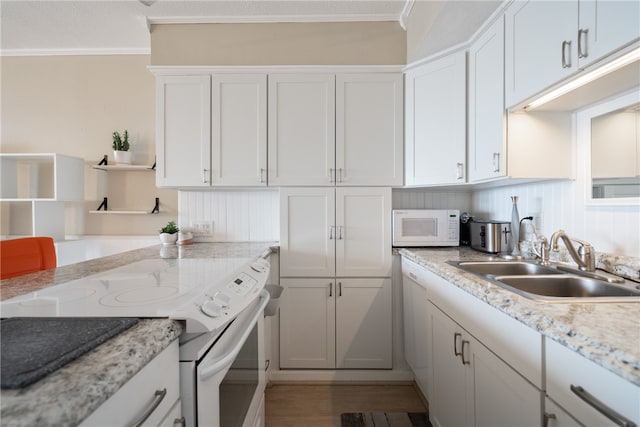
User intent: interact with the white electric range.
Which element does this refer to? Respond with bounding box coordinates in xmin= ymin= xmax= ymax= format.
xmin=0 ymin=254 xmax=272 ymax=427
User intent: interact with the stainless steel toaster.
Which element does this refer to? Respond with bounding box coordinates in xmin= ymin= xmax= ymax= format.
xmin=470 ymin=220 xmax=511 ymax=254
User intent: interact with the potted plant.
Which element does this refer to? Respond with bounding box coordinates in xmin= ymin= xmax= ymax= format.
xmin=159 ymin=220 xmax=180 ymax=245
xmin=112 ymin=130 xmax=131 ymax=164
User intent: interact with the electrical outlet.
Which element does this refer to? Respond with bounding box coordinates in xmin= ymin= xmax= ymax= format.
xmin=192 ymin=221 xmax=214 ymax=235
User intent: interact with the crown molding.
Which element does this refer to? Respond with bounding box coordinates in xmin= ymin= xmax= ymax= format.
xmin=146 ymin=14 xmax=402 ymax=26
xmin=0 ymin=47 xmax=150 ymax=57
xmin=148 ymin=64 xmax=405 ymax=75
xmin=399 ymin=0 xmax=415 ymax=31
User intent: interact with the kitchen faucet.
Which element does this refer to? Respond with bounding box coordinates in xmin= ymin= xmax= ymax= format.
xmin=549 ymin=230 xmax=596 ymax=272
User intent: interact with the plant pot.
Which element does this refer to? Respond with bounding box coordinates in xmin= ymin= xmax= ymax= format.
xmin=113 ymin=150 xmax=131 ymax=165
xmin=159 ymin=233 xmax=178 ymax=245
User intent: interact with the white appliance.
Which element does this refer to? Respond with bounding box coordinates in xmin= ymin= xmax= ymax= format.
xmin=392 ymin=209 xmax=460 ymax=247
xmin=0 ymin=254 xmax=272 ymax=427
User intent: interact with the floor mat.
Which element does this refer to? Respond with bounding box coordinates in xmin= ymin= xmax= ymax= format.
xmin=341 ymin=412 xmax=432 ymax=427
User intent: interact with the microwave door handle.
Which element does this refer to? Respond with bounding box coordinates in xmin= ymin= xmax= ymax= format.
xmin=199 ymin=290 xmax=270 ymax=381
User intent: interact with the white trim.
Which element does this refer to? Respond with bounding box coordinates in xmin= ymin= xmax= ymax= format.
xmin=146 ymin=14 xmax=401 ymax=26
xmin=399 ymin=0 xmax=416 ymax=31
xmin=0 ymin=48 xmax=150 ymax=57
xmin=467 ymin=0 xmax=512 ymax=45
xmin=148 ymin=65 xmax=405 ymax=76
xmin=403 ymin=41 xmax=469 ymax=72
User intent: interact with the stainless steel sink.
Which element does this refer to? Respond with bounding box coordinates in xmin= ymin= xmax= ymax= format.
xmin=453 ymin=261 xmax=562 ymax=276
xmin=448 ymin=260 xmax=640 ymax=303
xmin=495 ymin=275 xmax=640 ymax=301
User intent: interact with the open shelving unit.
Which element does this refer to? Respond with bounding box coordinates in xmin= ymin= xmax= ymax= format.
xmin=89 ymin=155 xmax=161 ymax=215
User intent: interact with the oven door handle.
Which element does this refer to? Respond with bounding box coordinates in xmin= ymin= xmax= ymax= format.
xmin=199 ymin=290 xmax=270 ymax=381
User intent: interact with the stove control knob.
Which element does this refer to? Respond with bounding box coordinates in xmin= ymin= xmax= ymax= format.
xmin=251 ymin=259 xmax=270 ymax=273
xmin=201 ymin=301 xmax=222 ymax=318
xmin=214 ymin=292 xmax=231 ymax=308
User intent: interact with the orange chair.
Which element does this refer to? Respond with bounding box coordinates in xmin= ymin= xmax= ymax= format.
xmin=0 ymin=237 xmax=57 ymax=280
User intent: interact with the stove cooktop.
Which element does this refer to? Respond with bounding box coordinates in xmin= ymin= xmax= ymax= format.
xmin=0 ymin=257 xmax=271 ymax=334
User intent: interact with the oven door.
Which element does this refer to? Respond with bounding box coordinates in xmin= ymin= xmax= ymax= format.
xmin=194 ymin=290 xmax=268 ymax=427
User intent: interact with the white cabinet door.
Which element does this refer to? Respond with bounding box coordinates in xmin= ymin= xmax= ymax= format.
xmin=430 ymin=303 xmax=472 ymax=427
xmin=279 ymin=188 xmax=335 ymax=277
xmin=336 ymin=278 xmax=392 ymax=369
xmin=335 ymin=188 xmax=391 ymax=277
xmin=336 ymin=74 xmax=403 ymax=186
xmin=211 ymin=74 xmax=267 ymax=186
xmin=473 ymin=336 xmax=542 ymax=427
xmin=268 ymin=74 xmax=335 ymax=186
xmin=402 ymin=272 xmax=430 ymax=399
xmin=469 ymin=16 xmax=507 ymax=182
xmin=279 ymin=278 xmax=336 ymax=369
xmin=505 ymin=0 xmax=578 ymax=107
xmin=156 ymin=75 xmax=211 ymax=187
xmin=405 ymin=51 xmax=466 ymax=186
xmin=544 ymin=398 xmax=583 ymax=427
xmin=578 ymin=0 xmax=640 ymax=68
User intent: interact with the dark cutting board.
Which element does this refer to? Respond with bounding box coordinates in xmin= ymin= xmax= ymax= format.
xmin=1 ymin=317 xmax=138 ymax=389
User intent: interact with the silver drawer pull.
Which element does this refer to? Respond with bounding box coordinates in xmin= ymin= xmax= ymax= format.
xmin=409 ymin=272 xmax=417 ymax=280
xmin=454 ymin=332 xmax=462 ymax=357
xmin=174 ymin=417 xmax=186 ymax=427
xmin=570 ymin=385 xmax=637 ymax=427
xmin=131 ymin=388 xmax=167 ymax=427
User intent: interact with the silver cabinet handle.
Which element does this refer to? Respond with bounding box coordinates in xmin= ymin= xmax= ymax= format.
xmin=338 ymin=226 xmax=343 ymax=240
xmin=409 ymin=272 xmax=417 ymax=280
xmin=338 ymin=281 xmax=342 ymax=297
xmin=561 ymin=40 xmax=572 ymax=68
xmin=543 ymin=413 xmax=557 ymax=427
xmin=461 ymin=340 xmax=471 ymax=365
xmin=174 ymin=417 xmax=186 ymax=427
xmin=202 ymin=169 xmax=209 ymax=183
xmin=329 ymin=226 xmax=334 ymax=240
xmin=492 ymin=152 xmax=500 ymax=173
xmin=454 ymin=332 xmax=462 ymax=357
xmin=259 ymin=168 xmax=266 ymax=183
xmin=578 ymin=28 xmax=588 ymax=59
xmin=131 ymin=388 xmax=167 ymax=427
xmin=329 ymin=168 xmax=335 ymax=183
xmin=329 ymin=282 xmax=333 ymax=297
xmin=338 ymin=168 xmax=343 ymax=183
xmin=456 ymin=162 xmax=464 ymax=180
xmin=570 ymin=385 xmax=637 ymax=427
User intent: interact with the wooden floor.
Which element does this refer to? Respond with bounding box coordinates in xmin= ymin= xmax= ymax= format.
xmin=265 ymin=384 xmax=428 ymax=426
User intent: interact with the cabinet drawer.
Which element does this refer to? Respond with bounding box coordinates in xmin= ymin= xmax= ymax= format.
xmin=81 ymin=340 xmax=180 ymax=426
xmin=546 ymin=338 xmax=639 ymax=426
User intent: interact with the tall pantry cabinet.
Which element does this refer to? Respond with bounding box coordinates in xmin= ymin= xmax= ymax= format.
xmin=279 ymin=187 xmax=393 ymax=369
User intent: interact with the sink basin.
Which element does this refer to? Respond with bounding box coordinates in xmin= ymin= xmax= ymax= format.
xmin=448 ymin=260 xmax=640 ymax=303
xmin=452 ymin=261 xmax=562 ymax=276
xmin=496 ymin=275 xmax=640 ymax=301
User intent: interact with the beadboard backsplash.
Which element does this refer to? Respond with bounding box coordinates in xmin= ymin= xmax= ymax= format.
xmin=178 ymin=190 xmax=279 ymax=242
xmin=472 ymin=180 xmax=640 ymax=258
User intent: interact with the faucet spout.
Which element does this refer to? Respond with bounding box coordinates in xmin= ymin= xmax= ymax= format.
xmin=549 ymin=229 xmax=596 ymax=272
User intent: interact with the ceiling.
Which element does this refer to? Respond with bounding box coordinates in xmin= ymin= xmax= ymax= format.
xmin=1 ymin=0 xmax=412 ymax=55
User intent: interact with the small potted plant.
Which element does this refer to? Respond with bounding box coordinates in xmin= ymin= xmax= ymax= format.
xmin=112 ymin=130 xmax=131 ymax=164
xmin=159 ymin=220 xmax=180 ymax=245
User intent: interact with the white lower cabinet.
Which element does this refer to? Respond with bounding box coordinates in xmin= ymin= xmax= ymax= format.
xmin=545 ymin=337 xmax=640 ymax=427
xmin=429 ymin=302 xmax=541 ymax=427
xmin=81 ymin=340 xmax=180 ymax=426
xmin=544 ymin=398 xmax=583 ymax=427
xmin=401 ymin=259 xmax=431 ymax=400
xmin=279 ymin=277 xmax=392 ymax=369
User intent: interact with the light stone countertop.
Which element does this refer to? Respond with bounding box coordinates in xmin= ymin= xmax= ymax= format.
xmin=0 ymin=241 xmax=277 ymax=427
xmin=399 ymin=247 xmax=640 ymax=386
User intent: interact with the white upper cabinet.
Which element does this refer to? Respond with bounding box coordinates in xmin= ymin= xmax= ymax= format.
xmin=505 ymin=0 xmax=578 ymax=108
xmin=267 ymin=74 xmax=336 ymax=186
xmin=336 ymin=74 xmax=403 ymax=186
xmin=405 ymin=51 xmax=467 ymax=186
xmin=156 ymin=75 xmax=211 ymax=188
xmin=211 ymin=74 xmax=267 ymax=186
xmin=156 ymin=73 xmax=266 ymax=188
xmin=469 ymin=16 xmax=507 ymax=182
xmin=578 ymin=0 xmax=640 ymax=68
xmin=505 ymin=0 xmax=640 ymax=108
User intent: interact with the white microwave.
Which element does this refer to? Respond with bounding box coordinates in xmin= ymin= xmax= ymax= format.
xmin=392 ymin=209 xmax=460 ymax=247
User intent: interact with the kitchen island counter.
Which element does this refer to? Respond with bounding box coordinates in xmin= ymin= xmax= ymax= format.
xmin=0 ymin=241 xmax=276 ymax=426
xmin=400 ymin=247 xmax=640 ymax=386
